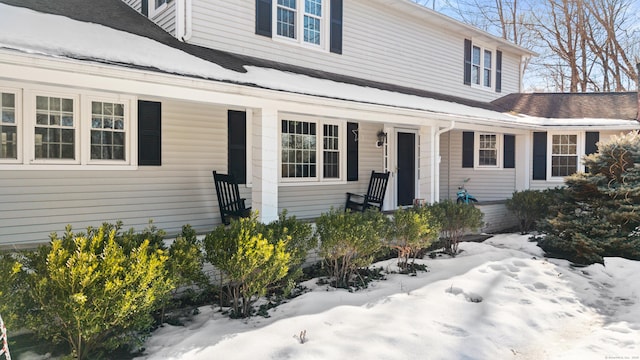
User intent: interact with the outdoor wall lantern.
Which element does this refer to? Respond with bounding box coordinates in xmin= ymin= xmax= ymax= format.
xmin=376 ymin=130 xmax=387 ymax=147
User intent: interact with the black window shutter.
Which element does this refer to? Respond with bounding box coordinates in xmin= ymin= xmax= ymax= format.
xmin=504 ymin=134 xmax=515 ymax=168
xmin=138 ymin=100 xmax=162 ymax=166
xmin=141 ymin=0 xmax=148 ymax=16
xmin=496 ymin=50 xmax=503 ymax=93
xmin=463 ymin=39 xmax=472 ymax=85
xmin=585 ymin=131 xmax=599 ymax=155
xmin=462 ymin=131 xmax=474 ymax=168
xmin=228 ymin=110 xmax=247 ymax=184
xmin=532 ymin=132 xmax=547 ymax=180
xmin=255 ymin=0 xmax=272 ymax=37
xmin=585 ymin=131 xmax=599 ymax=174
xmin=330 ymin=0 xmax=343 ymax=54
xmin=346 ymin=122 xmax=358 ymax=181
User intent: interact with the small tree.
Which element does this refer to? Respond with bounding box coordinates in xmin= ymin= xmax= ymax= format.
xmin=0 ymin=223 xmax=174 ymax=359
xmin=316 ymin=209 xmax=388 ymax=288
xmin=204 ymin=215 xmax=290 ymax=317
xmin=432 ymin=200 xmax=484 ymax=256
xmin=387 ymin=206 xmax=440 ymax=270
xmin=538 ymin=131 xmax=640 ymax=264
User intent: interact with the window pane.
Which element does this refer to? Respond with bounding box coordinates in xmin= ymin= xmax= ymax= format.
xmin=1 ymin=93 xmax=14 ymax=108
xmin=277 ymin=6 xmax=296 ymax=39
xmin=0 ymin=125 xmax=17 ymax=159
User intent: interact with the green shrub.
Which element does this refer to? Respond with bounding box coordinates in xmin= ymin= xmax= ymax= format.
xmin=316 ymin=208 xmax=388 ymax=288
xmin=387 ymin=206 xmax=440 ymax=270
xmin=261 ymin=210 xmax=317 ymax=296
xmin=505 ymin=190 xmax=554 ymax=235
xmin=432 ymin=200 xmax=484 ymax=256
xmin=203 ymin=214 xmax=291 ymax=318
xmin=0 ymin=223 xmax=174 ymax=360
xmin=538 ymin=131 xmax=640 ymax=264
xmin=168 ymin=224 xmax=207 ymax=289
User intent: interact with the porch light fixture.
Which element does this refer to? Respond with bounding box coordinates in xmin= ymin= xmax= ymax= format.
xmin=376 ymin=130 xmax=387 ymax=147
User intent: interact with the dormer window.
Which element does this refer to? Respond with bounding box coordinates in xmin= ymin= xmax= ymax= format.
xmin=464 ymin=39 xmax=502 ymax=92
xmin=256 ymin=0 xmax=343 ymax=54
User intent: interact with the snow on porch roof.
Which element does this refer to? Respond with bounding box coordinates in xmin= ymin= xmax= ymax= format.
xmin=0 ymin=0 xmax=637 ymax=130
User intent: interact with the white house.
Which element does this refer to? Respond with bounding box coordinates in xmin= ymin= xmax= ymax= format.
xmin=0 ymin=0 xmax=638 ymax=246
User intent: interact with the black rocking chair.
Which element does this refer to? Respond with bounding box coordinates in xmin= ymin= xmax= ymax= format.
xmin=345 ymin=171 xmax=390 ymax=212
xmin=213 ymin=171 xmax=251 ymax=225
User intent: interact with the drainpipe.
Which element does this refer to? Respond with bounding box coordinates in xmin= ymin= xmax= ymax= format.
xmin=176 ymin=0 xmax=193 ymax=42
xmin=636 ymin=63 xmax=640 ymax=122
xmin=433 ymin=121 xmax=455 ymax=203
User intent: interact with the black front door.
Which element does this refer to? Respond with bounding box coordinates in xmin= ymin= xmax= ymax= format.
xmin=397 ymin=132 xmax=415 ymax=206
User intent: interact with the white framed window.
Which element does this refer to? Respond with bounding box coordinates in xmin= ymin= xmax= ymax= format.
xmin=149 ymin=0 xmax=168 ymax=18
xmin=31 ymin=92 xmax=79 ymax=164
xmin=1 ymin=84 xmax=135 ymax=169
xmin=280 ymin=117 xmax=344 ymax=183
xmin=0 ymin=90 xmax=21 ymax=163
xmin=84 ymin=97 xmax=132 ymax=165
xmin=274 ymin=0 xmax=327 ymax=48
xmin=475 ymin=132 xmax=501 ymax=168
xmin=550 ymin=133 xmax=579 ymax=178
xmin=471 ymin=44 xmax=493 ymax=89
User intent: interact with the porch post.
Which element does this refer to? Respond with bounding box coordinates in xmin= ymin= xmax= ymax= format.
xmin=515 ymin=133 xmax=530 ymax=191
xmin=252 ymin=107 xmax=279 ymax=223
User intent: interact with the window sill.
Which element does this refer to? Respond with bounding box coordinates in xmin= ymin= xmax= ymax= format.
xmin=279 ymin=179 xmax=347 ymax=187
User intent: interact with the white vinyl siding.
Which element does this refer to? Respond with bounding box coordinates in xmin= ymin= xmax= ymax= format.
xmin=439 ymin=130 xmax=516 ymax=201
xmin=0 ymin=100 xmax=244 ymax=245
xmin=187 ymin=0 xmax=522 ymax=103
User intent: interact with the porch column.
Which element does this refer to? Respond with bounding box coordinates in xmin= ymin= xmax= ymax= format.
xmin=515 ymin=133 xmax=530 ymax=191
xmin=252 ymin=107 xmax=279 ymax=223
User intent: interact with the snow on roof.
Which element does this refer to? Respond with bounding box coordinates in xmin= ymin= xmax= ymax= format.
xmin=0 ymin=3 xmax=637 ymax=130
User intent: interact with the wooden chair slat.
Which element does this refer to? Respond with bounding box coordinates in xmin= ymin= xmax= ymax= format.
xmin=345 ymin=171 xmax=390 ymax=212
xmin=213 ymin=171 xmax=251 ymax=225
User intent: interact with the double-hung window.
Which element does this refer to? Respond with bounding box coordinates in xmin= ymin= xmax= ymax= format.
xmin=34 ymin=95 xmax=76 ymax=160
xmin=475 ymin=133 xmax=501 ymax=168
xmin=275 ymin=0 xmax=326 ymax=47
xmin=551 ymin=134 xmax=578 ymax=177
xmin=464 ymin=39 xmax=500 ymax=91
xmin=471 ymin=46 xmax=493 ymax=88
xmin=0 ymin=85 xmax=134 ymax=169
xmin=0 ymin=91 xmax=19 ymax=161
xmin=281 ymin=118 xmax=343 ymax=182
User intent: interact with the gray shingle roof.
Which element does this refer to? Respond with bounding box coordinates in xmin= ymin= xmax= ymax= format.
xmin=0 ymin=0 xmax=503 ymax=112
xmin=492 ymin=92 xmax=639 ymax=120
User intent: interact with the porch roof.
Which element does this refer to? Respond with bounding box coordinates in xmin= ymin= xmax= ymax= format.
xmin=0 ymin=0 xmax=638 ymax=131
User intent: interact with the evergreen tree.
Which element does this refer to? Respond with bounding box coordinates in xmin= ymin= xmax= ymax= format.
xmin=538 ymin=131 xmax=640 ymax=264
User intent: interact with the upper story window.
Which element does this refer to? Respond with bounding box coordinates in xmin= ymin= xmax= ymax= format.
xmin=464 ymin=39 xmax=502 ymax=92
xmin=274 ymin=0 xmax=326 ymax=47
xmin=148 ymin=0 xmax=168 ymax=18
xmin=281 ymin=118 xmax=344 ymax=182
xmin=256 ymin=0 xmax=343 ymax=54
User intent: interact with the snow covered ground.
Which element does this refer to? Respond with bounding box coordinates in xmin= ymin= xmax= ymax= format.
xmin=132 ymin=234 xmax=639 ymax=360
